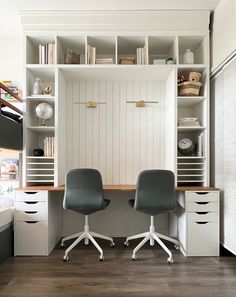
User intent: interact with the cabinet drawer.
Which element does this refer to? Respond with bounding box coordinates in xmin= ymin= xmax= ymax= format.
xmin=15 ymin=209 xmax=47 ymax=222
xmin=187 ymin=202 xmax=218 ymax=212
xmin=15 ymin=201 xmax=46 ymax=212
xmin=186 ymin=191 xmax=219 ymax=202
xmin=14 ymin=221 xmax=48 ymax=256
xmin=15 ymin=191 xmax=48 ymax=202
xmin=187 ymin=221 xmax=219 ymax=256
xmin=187 ymin=212 xmax=218 ymax=222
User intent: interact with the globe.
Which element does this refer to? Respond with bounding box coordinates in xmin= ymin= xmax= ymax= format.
xmin=35 ymin=102 xmax=53 ymax=126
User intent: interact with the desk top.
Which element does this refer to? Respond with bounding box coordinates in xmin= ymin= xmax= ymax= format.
xmin=16 ymin=185 xmax=218 ymax=192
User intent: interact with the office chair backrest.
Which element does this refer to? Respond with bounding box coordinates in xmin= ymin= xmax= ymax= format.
xmin=134 ymin=169 xmax=176 ymax=215
xmin=63 ymin=168 xmax=105 ymax=215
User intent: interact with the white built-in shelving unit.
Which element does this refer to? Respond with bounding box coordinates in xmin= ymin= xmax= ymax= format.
xmin=22 ymin=10 xmax=210 ymax=187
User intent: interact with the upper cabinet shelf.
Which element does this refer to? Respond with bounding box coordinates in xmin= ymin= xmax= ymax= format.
xmin=25 ymin=34 xmax=208 ymax=67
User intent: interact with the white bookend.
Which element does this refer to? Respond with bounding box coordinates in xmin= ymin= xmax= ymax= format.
xmin=87 ymin=44 xmax=90 ymax=64
xmin=39 ymin=44 xmax=42 ymax=64
xmin=92 ymin=47 xmax=96 ymax=64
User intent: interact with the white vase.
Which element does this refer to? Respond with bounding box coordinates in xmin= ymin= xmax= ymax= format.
xmin=183 ymin=49 xmax=194 ymax=64
xmin=33 ymin=78 xmax=43 ymax=95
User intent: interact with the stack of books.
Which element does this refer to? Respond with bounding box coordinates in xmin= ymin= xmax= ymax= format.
xmin=39 ymin=43 xmax=55 ymax=64
xmin=119 ymin=56 xmax=136 ymax=64
xmin=95 ymin=58 xmax=114 ymax=64
xmin=87 ymin=45 xmax=96 ymax=64
xmin=136 ymin=46 xmax=148 ymax=65
xmin=43 ymin=137 xmax=55 ymax=157
xmin=178 ymin=117 xmax=201 ymax=127
xmin=0 ymin=81 xmax=19 ymax=99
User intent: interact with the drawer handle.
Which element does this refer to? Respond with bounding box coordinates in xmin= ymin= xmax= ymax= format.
xmin=24 ymin=211 xmax=38 ymax=214
xmin=24 ymin=201 xmax=38 ymax=204
xmin=196 ymin=222 xmax=209 ymax=224
xmin=195 ymin=192 xmax=208 ymax=195
xmin=24 ymin=192 xmax=38 ymax=194
xmin=196 ymin=212 xmax=209 ymax=215
xmin=196 ymin=202 xmax=209 ymax=205
xmin=25 ymin=221 xmax=38 ymax=224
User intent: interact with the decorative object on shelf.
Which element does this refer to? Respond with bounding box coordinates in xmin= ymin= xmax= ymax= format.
xmin=43 ymin=85 xmax=52 ymax=95
xmin=65 ymin=48 xmax=80 ymax=64
xmin=178 ymin=117 xmax=201 ymax=127
xmin=35 ymin=102 xmax=53 ymax=126
xmin=153 ymin=59 xmax=166 ymax=65
xmin=33 ymin=148 xmax=44 ymax=156
xmin=178 ymin=72 xmax=202 ymax=96
xmin=178 ymin=138 xmax=195 ymax=156
xmin=119 ymin=56 xmax=135 ymax=64
xmin=183 ymin=48 xmax=194 ymax=64
xmin=32 ymin=78 xmax=43 ymax=95
xmin=166 ymin=57 xmax=175 ymax=65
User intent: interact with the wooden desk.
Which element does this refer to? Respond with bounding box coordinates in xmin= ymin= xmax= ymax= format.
xmin=16 ymin=185 xmax=218 ymax=192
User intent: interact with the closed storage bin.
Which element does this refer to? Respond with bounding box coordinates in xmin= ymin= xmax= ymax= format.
xmin=186 ymin=191 xmax=218 ymax=202
xmin=14 ymin=221 xmax=48 ymax=256
xmin=187 ymin=212 xmax=218 ymax=222
xmin=15 ymin=191 xmax=48 ymax=202
xmin=187 ymin=201 xmax=218 ymax=212
xmin=187 ymin=221 xmax=219 ymax=256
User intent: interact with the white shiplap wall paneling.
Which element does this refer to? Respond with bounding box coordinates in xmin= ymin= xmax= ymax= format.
xmin=65 ymin=79 xmax=167 ymax=184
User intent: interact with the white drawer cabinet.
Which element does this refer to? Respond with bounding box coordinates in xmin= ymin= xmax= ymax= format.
xmin=177 ymin=190 xmax=220 ymax=257
xmin=14 ymin=190 xmax=63 ymax=256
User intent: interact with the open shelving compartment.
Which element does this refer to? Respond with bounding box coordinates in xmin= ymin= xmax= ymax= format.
xmin=117 ymin=36 xmax=147 ymax=65
xmin=26 ymin=35 xmax=56 ymax=64
xmin=87 ymin=36 xmax=116 ymax=64
xmin=178 ymin=35 xmax=207 ymax=65
xmin=148 ymin=36 xmax=177 ymax=65
xmin=57 ymin=36 xmax=86 ymax=64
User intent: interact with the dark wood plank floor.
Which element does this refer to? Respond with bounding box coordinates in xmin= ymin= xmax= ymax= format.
xmin=0 ymin=239 xmax=236 ymax=297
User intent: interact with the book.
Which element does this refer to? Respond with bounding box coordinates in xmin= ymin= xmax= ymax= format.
xmin=43 ymin=137 xmax=55 ymax=157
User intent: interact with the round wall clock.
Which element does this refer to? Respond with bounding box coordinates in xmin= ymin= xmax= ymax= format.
xmin=178 ymin=138 xmax=195 ymax=156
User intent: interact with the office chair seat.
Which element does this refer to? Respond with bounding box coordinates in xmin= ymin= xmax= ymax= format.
xmin=125 ymin=170 xmax=180 ymax=264
xmin=61 ymin=169 xmax=114 ymax=261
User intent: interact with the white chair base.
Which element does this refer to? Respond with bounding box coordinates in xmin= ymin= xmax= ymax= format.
xmin=62 ymin=215 xmax=114 ymax=261
xmin=124 ymin=216 xmax=179 ymax=263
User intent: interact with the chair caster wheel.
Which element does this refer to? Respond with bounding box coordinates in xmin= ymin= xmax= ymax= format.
xmin=99 ymin=255 xmax=104 ymax=261
xmin=124 ymin=241 xmax=129 ymax=247
xmin=131 ymin=255 xmax=137 ymax=261
xmin=174 ymin=244 xmax=180 ymax=251
xmin=63 ymin=255 xmax=69 ymax=262
xmin=167 ymin=257 xmax=174 ymax=264
xmin=110 ymin=241 xmax=115 ymax=247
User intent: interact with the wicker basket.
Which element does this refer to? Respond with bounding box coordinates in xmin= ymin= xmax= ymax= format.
xmin=178 ymin=81 xmax=202 ymax=96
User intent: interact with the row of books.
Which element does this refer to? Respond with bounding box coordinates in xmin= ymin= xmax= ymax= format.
xmin=0 ymin=81 xmax=19 ymax=99
xmin=43 ymin=137 xmax=55 ymax=157
xmin=136 ymin=46 xmax=148 ymax=65
xmin=39 ymin=43 xmax=55 ymax=64
xmin=87 ymin=45 xmax=115 ymax=64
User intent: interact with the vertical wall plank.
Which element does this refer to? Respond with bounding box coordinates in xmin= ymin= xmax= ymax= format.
xmin=146 ymin=80 xmax=154 ymax=168
xmin=105 ymin=81 xmax=113 ymax=184
xmin=78 ymin=81 xmax=86 ymax=168
xmin=85 ymin=81 xmax=93 ymax=167
xmin=126 ymin=81 xmax=134 ymax=184
xmin=92 ymin=81 xmax=100 ymax=170
xmin=139 ymin=80 xmax=147 ymax=171
xmin=72 ymin=82 xmax=79 ymax=168
xmin=112 ymin=81 xmax=120 ymax=184
xmin=99 ymin=81 xmax=107 ymax=181
xmin=133 ymin=81 xmax=141 ymax=182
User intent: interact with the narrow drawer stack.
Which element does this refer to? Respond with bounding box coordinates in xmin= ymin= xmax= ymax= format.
xmin=14 ymin=191 xmax=48 ymax=256
xmin=184 ymin=191 xmax=219 ymax=256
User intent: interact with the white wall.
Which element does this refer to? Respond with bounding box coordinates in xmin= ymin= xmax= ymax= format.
xmin=0 ymin=35 xmax=22 ymax=87
xmin=211 ymin=0 xmax=236 ymax=72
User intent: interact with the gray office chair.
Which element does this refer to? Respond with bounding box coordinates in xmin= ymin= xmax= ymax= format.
xmin=61 ymin=168 xmax=115 ymax=261
xmin=124 ymin=169 xmax=179 ymax=263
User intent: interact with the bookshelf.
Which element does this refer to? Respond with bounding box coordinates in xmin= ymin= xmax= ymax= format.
xmin=22 ymin=11 xmax=210 ymax=187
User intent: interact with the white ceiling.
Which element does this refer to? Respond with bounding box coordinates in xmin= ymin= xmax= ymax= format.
xmin=0 ymin=0 xmax=221 ymax=35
